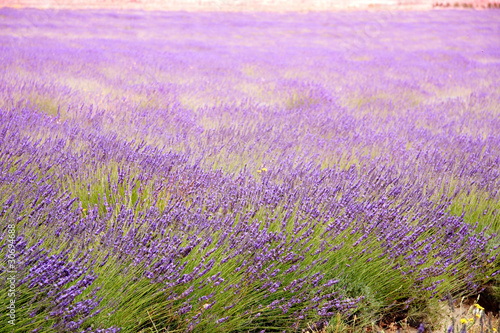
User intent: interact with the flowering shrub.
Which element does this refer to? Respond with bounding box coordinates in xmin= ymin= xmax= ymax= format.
xmin=0 ymin=7 xmax=499 ymax=333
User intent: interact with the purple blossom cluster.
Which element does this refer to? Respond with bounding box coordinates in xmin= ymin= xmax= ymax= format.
xmin=0 ymin=7 xmax=499 ymax=332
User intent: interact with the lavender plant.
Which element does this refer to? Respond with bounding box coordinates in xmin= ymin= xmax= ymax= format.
xmin=0 ymin=7 xmax=499 ymax=333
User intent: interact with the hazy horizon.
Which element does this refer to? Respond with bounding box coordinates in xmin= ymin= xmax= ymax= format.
xmin=0 ymin=0 xmax=496 ymax=11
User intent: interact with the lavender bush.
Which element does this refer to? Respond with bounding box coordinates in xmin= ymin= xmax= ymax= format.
xmin=0 ymin=8 xmax=499 ymax=333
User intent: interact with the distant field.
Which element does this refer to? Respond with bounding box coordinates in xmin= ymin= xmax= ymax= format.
xmin=1 ymin=0 xmax=500 ymax=11
xmin=0 ymin=0 xmax=497 ymax=11
xmin=0 ymin=8 xmax=499 ymax=333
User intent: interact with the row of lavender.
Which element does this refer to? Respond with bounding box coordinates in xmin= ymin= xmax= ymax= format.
xmin=1 ymin=8 xmax=500 ymax=332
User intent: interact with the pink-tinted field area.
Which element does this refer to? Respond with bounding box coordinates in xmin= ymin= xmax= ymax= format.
xmin=0 ymin=7 xmax=500 ymax=333
xmin=0 ymin=0 xmax=499 ymax=11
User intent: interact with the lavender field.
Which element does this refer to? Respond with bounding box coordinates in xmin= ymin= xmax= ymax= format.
xmin=1 ymin=7 xmax=500 ymax=333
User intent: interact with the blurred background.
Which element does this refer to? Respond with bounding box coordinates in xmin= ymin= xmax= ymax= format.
xmin=0 ymin=0 xmax=497 ymax=11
